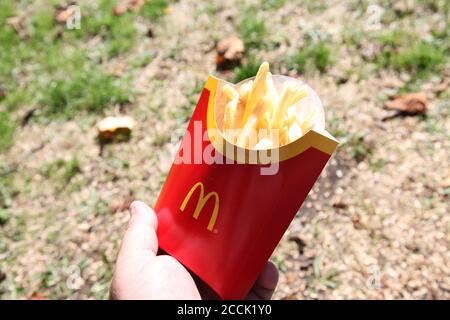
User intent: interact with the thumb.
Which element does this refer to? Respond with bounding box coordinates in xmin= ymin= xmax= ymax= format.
xmin=118 ymin=201 xmax=159 ymax=262
xmin=111 ymin=201 xmax=159 ymax=299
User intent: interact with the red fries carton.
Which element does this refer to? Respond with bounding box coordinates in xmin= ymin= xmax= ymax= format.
xmin=155 ymin=74 xmax=338 ymax=299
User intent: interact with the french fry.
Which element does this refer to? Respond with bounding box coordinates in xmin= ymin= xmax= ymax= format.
xmin=288 ymin=121 xmax=303 ymax=143
xmin=266 ymin=72 xmax=278 ymax=118
xmin=271 ymin=82 xmax=308 ymax=129
xmin=279 ymin=126 xmax=289 ymax=146
xmin=236 ymin=116 xmax=258 ymax=148
xmin=220 ymin=61 xmax=315 ymax=150
xmin=223 ymin=97 xmax=238 ymax=130
xmin=258 ymin=111 xmax=271 ymax=130
xmin=241 ymin=62 xmax=269 ymax=126
xmin=236 ymin=94 xmax=272 ymax=148
xmin=222 ymin=84 xmax=239 ymax=100
xmin=300 ymin=109 xmax=316 ymax=133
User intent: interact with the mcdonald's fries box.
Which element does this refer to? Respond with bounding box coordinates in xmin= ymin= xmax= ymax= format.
xmin=155 ymin=74 xmax=338 ymax=299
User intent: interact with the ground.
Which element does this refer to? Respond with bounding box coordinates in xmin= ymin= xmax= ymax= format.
xmin=0 ymin=0 xmax=449 ymax=299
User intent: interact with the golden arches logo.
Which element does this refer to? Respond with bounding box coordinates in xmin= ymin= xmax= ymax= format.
xmin=180 ymin=182 xmax=219 ymax=232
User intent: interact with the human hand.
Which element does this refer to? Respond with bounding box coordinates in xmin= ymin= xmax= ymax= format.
xmin=110 ymin=201 xmax=279 ymax=300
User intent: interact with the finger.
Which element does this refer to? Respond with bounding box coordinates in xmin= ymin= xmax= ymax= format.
xmin=247 ymin=261 xmax=279 ymax=300
xmin=118 ymin=201 xmax=159 ymax=261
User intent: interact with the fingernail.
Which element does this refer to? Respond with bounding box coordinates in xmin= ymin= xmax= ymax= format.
xmin=129 ymin=200 xmax=141 ymax=216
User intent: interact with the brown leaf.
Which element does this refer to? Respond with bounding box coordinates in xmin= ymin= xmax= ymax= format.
xmin=333 ymin=201 xmax=348 ymax=209
xmin=29 ymin=292 xmax=46 ymax=300
xmin=113 ymin=0 xmax=144 ymax=16
xmin=352 ymin=213 xmax=364 ymax=229
xmin=384 ymin=92 xmax=428 ymax=115
xmin=55 ymin=6 xmax=76 ymax=23
xmin=216 ymin=36 xmax=244 ymax=70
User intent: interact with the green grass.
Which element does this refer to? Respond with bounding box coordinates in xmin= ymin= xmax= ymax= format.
xmin=261 ymin=0 xmax=287 ymax=10
xmin=286 ymin=41 xmax=333 ymax=74
xmin=345 ymin=28 xmax=449 ymax=81
xmin=72 ymin=0 xmax=138 ymax=58
xmin=233 ymin=57 xmax=263 ymax=83
xmin=390 ymin=42 xmax=447 ymax=75
xmin=371 ymin=30 xmax=448 ymax=79
xmin=238 ymin=8 xmax=267 ymax=49
xmin=0 ymin=112 xmax=15 ymax=152
xmin=0 ymin=208 xmax=9 ymax=225
xmin=41 ymin=158 xmax=81 ymax=191
xmin=41 ymin=68 xmax=132 ymax=118
xmin=340 ymin=133 xmax=373 ymax=162
xmin=140 ymin=0 xmax=169 ymax=21
xmin=0 ymin=0 xmax=136 ymax=119
xmin=0 ymin=166 xmax=15 ymax=210
xmin=305 ymin=0 xmax=328 ymax=13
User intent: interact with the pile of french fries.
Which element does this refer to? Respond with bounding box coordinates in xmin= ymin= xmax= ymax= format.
xmin=220 ymin=62 xmax=316 ymax=149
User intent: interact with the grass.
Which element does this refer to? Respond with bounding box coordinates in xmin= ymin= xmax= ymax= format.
xmin=0 ymin=112 xmax=15 ymax=152
xmin=0 ymin=0 xmax=135 ymax=120
xmin=344 ymin=27 xmax=448 ymax=82
xmin=370 ymin=30 xmax=448 ymax=79
xmin=340 ymin=133 xmax=374 ymax=162
xmin=312 ymin=256 xmax=339 ymax=289
xmin=0 ymin=208 xmax=9 ymax=225
xmin=0 ymin=167 xmax=15 ymax=210
xmin=41 ymin=158 xmax=81 ymax=191
xmin=238 ymin=8 xmax=267 ymax=49
xmin=286 ymin=41 xmax=333 ymax=74
xmin=72 ymin=0 xmax=138 ymax=58
xmin=261 ymin=0 xmax=287 ymax=10
xmin=233 ymin=57 xmax=263 ymax=83
xmin=140 ymin=0 xmax=169 ymax=21
xmin=40 ymin=68 xmax=132 ymax=119
xmin=390 ymin=42 xmax=447 ymax=75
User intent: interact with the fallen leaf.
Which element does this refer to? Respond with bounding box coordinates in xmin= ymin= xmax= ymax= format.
xmin=97 ymin=116 xmax=135 ymax=144
xmin=333 ymin=201 xmax=348 ymax=209
xmin=384 ymin=92 xmax=428 ymax=115
xmin=55 ymin=6 xmax=76 ymax=23
xmin=29 ymin=292 xmax=46 ymax=300
xmin=352 ymin=213 xmax=364 ymax=229
xmin=216 ymin=36 xmax=244 ymax=70
xmin=113 ymin=0 xmax=143 ymax=16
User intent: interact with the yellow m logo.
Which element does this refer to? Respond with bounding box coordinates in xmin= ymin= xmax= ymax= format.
xmin=180 ymin=182 xmax=219 ymax=232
